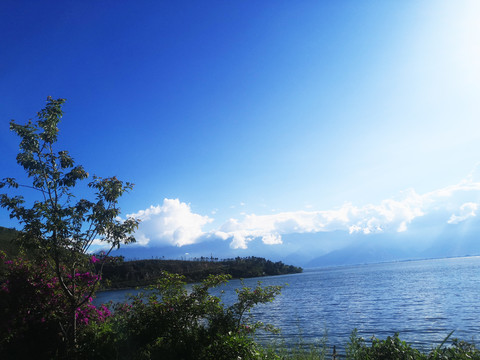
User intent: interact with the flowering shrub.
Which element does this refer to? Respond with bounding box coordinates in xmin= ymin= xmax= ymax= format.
xmin=0 ymin=253 xmax=112 ymax=358
xmin=76 ymin=300 xmax=112 ymax=325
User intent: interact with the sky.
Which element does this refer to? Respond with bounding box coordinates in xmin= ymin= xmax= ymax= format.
xmin=1 ymin=0 xmax=480 ymax=266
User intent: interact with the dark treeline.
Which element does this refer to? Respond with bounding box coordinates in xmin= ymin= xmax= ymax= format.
xmin=100 ymin=256 xmax=302 ymax=288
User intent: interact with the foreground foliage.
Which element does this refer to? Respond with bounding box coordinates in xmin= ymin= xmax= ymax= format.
xmin=0 ymin=97 xmax=138 ymax=348
xmin=0 ymin=250 xmax=284 ymax=359
xmin=77 ymin=272 xmax=282 ymax=360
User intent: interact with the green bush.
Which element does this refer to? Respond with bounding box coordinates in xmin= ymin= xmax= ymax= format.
xmin=346 ymin=329 xmax=426 ymax=360
xmin=345 ymin=329 xmax=480 ymax=360
xmin=78 ymin=272 xmax=282 ymax=360
xmin=428 ymin=338 xmax=480 ymax=360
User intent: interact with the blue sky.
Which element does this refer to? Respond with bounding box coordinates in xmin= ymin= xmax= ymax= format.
xmin=1 ymin=1 xmax=480 ymax=265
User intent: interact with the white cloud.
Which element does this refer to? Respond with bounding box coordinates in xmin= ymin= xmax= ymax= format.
xmin=217 ymin=175 xmax=480 ymax=249
xmin=218 ymin=194 xmax=424 ymax=248
xmin=448 ymin=202 xmax=478 ymax=224
xmin=127 ymin=199 xmax=213 ymax=247
xmin=262 ymin=233 xmax=282 ymax=245
xmin=397 ymin=221 xmax=408 ymax=233
xmin=87 ymin=238 xmax=111 ymax=253
xmin=126 ymin=172 xmax=480 ymax=250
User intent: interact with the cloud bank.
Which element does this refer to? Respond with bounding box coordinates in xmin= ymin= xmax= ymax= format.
xmin=127 ymin=199 xmax=213 ymax=247
xmin=129 ymin=175 xmax=480 ymax=249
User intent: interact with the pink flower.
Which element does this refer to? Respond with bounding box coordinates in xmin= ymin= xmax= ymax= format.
xmin=90 ymin=255 xmax=100 ymax=264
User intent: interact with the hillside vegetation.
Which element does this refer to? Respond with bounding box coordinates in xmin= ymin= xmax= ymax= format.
xmin=0 ymin=226 xmax=21 ymax=257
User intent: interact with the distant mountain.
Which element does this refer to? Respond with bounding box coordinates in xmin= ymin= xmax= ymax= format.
xmin=110 ymin=234 xmax=311 ymax=264
xmin=306 ymin=240 xmax=414 ymax=268
xmin=111 ymin=232 xmax=351 ymax=267
xmin=111 ymin=237 xmax=251 ymax=261
xmin=306 ymin=229 xmax=480 ymax=268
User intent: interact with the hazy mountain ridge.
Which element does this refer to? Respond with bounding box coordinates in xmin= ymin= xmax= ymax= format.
xmin=3 ymin=224 xmax=480 ymax=269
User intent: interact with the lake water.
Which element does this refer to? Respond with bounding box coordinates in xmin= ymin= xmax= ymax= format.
xmin=94 ymin=256 xmax=480 ymax=352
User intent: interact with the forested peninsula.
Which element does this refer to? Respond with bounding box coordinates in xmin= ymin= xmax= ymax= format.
xmin=0 ymin=226 xmax=302 ymax=289
xmin=100 ymin=256 xmax=302 ymax=288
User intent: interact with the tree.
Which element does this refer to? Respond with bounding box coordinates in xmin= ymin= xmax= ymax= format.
xmin=0 ymin=97 xmax=139 ymax=350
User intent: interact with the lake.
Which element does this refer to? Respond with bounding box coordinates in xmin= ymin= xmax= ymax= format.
xmin=94 ymin=256 xmax=480 ymax=352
